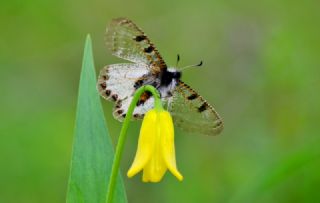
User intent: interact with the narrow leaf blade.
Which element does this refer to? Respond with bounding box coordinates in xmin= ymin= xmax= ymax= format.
xmin=66 ymin=35 xmax=127 ymax=203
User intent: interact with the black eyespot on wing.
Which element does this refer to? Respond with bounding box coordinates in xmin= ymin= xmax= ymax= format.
xmin=102 ymin=75 xmax=108 ymax=80
xmin=111 ymin=94 xmax=118 ymax=101
xmin=133 ymin=114 xmax=143 ymax=119
xmin=100 ymin=82 xmax=106 ymax=89
xmin=144 ymin=46 xmax=154 ymax=53
xmin=198 ymin=102 xmax=208 ymax=112
xmin=117 ymin=109 xmax=123 ymax=115
xmin=187 ymin=93 xmax=198 ymax=100
xmin=134 ymin=79 xmax=144 ymax=89
xmin=106 ymin=90 xmax=111 ymax=96
xmin=134 ymin=35 xmax=147 ymax=42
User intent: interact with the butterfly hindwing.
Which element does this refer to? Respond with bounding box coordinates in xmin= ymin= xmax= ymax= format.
xmin=168 ymin=81 xmax=223 ymax=136
xmin=97 ymin=63 xmax=157 ymax=121
xmin=106 ymin=18 xmax=167 ymax=73
xmin=97 ymin=63 xmax=149 ymax=101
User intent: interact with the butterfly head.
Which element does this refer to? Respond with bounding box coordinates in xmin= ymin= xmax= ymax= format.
xmin=161 ymin=68 xmax=181 ymax=86
xmin=167 ymin=68 xmax=182 ymax=79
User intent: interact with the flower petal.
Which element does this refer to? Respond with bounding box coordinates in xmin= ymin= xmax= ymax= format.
xmin=142 ymin=155 xmax=167 ymax=182
xmin=160 ymin=111 xmax=183 ymax=181
xmin=142 ymin=114 xmax=167 ymax=182
xmin=127 ymin=110 xmax=157 ymax=178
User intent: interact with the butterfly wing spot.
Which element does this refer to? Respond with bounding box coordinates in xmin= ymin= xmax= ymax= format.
xmin=137 ymin=91 xmax=152 ymax=106
xmin=111 ymin=100 xmax=126 ymax=121
xmin=97 ymin=66 xmax=111 ymax=99
xmin=144 ymin=46 xmax=154 ymax=53
xmin=133 ymin=114 xmax=143 ymax=119
xmin=113 ymin=109 xmax=124 ymax=121
xmin=187 ymin=93 xmax=198 ymax=100
xmin=134 ymin=35 xmax=147 ymax=42
xmin=197 ymin=102 xmax=209 ymax=112
xmin=100 ymin=82 xmax=106 ymax=89
xmin=105 ymin=90 xmax=111 ymax=97
xmin=115 ymin=102 xmax=122 ymax=109
xmin=102 ymin=75 xmax=108 ymax=80
xmin=111 ymin=94 xmax=119 ymax=101
xmin=117 ymin=109 xmax=123 ymax=115
xmin=134 ymin=79 xmax=144 ymax=89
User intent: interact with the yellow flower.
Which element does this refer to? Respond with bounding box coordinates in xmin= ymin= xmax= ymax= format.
xmin=127 ymin=109 xmax=183 ymax=182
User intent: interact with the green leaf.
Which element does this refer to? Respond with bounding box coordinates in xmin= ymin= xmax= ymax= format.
xmin=66 ymin=35 xmax=127 ymax=203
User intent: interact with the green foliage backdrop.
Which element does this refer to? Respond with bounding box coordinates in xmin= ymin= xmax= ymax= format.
xmin=0 ymin=0 xmax=319 ymax=202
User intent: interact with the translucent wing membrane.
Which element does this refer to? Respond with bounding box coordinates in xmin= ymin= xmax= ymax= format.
xmin=168 ymin=81 xmax=223 ymax=136
xmin=106 ymin=18 xmax=167 ymax=73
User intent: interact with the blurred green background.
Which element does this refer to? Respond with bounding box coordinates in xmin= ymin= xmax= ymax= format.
xmin=1 ymin=0 xmax=320 ymax=202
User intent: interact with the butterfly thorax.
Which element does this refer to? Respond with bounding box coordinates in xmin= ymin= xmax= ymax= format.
xmin=156 ymin=68 xmax=181 ymax=98
xmin=160 ymin=68 xmax=181 ymax=86
xmin=133 ymin=67 xmax=181 ymax=99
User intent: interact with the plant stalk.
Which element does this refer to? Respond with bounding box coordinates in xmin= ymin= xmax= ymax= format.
xmin=106 ymin=85 xmax=162 ymax=203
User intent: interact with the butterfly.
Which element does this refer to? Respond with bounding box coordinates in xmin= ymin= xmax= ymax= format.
xmin=97 ymin=18 xmax=223 ymax=135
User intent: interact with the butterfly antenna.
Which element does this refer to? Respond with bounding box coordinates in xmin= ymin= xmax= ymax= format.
xmin=179 ymin=60 xmax=203 ymax=71
xmin=176 ymin=54 xmax=180 ymax=67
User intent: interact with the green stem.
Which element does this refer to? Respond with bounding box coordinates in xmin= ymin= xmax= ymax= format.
xmin=106 ymin=85 xmax=162 ymax=203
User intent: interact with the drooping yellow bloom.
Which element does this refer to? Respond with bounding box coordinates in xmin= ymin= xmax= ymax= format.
xmin=127 ymin=109 xmax=183 ymax=182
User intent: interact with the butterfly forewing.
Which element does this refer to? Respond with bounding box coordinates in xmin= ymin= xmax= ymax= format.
xmin=168 ymin=81 xmax=223 ymax=136
xmin=106 ymin=18 xmax=167 ymax=73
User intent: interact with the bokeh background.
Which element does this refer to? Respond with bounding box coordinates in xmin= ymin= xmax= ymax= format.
xmin=1 ymin=0 xmax=320 ymax=202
